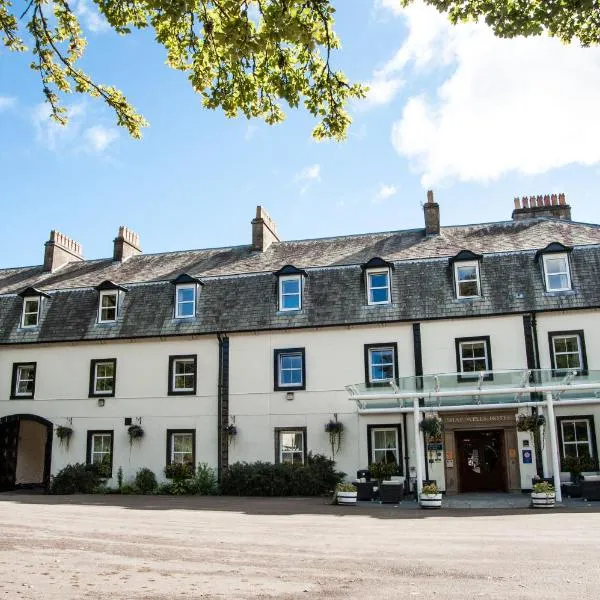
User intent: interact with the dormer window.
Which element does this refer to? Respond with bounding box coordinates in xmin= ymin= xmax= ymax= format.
xmin=450 ymin=251 xmax=482 ymax=299
xmin=536 ymin=243 xmax=573 ymax=292
xmin=95 ymin=281 xmax=127 ymax=324
xmin=361 ymin=257 xmax=393 ymax=306
xmin=274 ymin=265 xmax=307 ymax=312
xmin=171 ymin=274 xmax=203 ymax=319
xmin=18 ymin=287 xmax=49 ymax=328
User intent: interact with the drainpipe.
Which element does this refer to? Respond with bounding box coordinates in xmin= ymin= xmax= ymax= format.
xmin=217 ymin=333 xmax=230 ymax=481
xmin=402 ymin=413 xmax=410 ymax=495
xmin=529 ymin=312 xmax=545 ymax=478
xmin=413 ymin=398 xmax=424 ymax=497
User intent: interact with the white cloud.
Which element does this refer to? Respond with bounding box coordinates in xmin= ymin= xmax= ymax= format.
xmin=387 ymin=2 xmax=600 ymax=185
xmin=359 ymin=76 xmax=403 ymax=110
xmin=75 ymin=0 xmax=109 ymax=33
xmin=0 ymin=96 xmax=16 ymax=111
xmin=84 ymin=125 xmax=119 ymax=152
xmin=373 ymin=183 xmax=398 ymax=203
xmin=294 ymin=164 xmax=321 ymax=194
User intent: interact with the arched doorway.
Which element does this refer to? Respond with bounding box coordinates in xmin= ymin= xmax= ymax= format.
xmin=0 ymin=415 xmax=53 ymax=492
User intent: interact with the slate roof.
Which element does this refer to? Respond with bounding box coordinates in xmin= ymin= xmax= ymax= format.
xmin=1 ymin=217 xmax=600 ymax=344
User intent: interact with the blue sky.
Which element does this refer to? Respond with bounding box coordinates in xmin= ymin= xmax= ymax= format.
xmin=1 ymin=0 xmax=600 ymax=269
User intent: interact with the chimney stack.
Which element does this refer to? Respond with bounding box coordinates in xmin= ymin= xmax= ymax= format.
xmin=43 ymin=230 xmax=83 ymax=272
xmin=251 ymin=206 xmax=280 ymax=252
xmin=423 ymin=190 xmax=440 ymax=236
xmin=113 ymin=226 xmax=142 ymax=262
xmin=511 ymin=193 xmax=571 ymax=221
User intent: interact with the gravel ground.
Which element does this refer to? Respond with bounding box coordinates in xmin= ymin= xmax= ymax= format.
xmin=0 ymin=494 xmax=599 ymax=600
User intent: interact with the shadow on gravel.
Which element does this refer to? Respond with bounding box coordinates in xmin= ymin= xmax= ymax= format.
xmin=2 ymin=492 xmax=600 ymax=519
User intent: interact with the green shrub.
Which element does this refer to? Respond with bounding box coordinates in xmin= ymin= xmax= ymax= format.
xmin=164 ymin=462 xmax=194 ymax=480
xmin=135 ymin=468 xmax=158 ymax=493
xmin=187 ymin=463 xmax=218 ymax=495
xmin=50 ymin=463 xmax=103 ymax=494
xmin=220 ymin=453 xmax=344 ymax=496
xmin=119 ymin=483 xmax=137 ymax=495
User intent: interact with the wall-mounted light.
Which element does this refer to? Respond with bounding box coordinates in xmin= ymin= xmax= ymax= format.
xmin=286 ymin=392 xmax=294 ymax=401
xmin=97 ymin=398 xmax=105 ymax=407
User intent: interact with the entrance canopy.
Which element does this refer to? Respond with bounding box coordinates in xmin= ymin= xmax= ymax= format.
xmin=346 ymin=369 xmax=600 ymax=412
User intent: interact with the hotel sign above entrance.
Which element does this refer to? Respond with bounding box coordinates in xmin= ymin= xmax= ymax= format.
xmin=443 ymin=413 xmax=516 ymax=426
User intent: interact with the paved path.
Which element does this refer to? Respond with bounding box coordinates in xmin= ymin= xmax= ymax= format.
xmin=1 ymin=494 xmax=600 ymax=599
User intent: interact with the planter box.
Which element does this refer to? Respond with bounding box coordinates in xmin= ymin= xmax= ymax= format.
xmin=379 ymin=482 xmax=403 ymax=504
xmin=420 ymin=493 xmax=442 ymax=509
xmin=531 ymin=492 xmax=556 ymax=508
xmin=337 ymin=491 xmax=357 ymax=505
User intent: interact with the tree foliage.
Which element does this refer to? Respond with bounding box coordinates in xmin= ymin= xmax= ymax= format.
xmin=402 ymin=1 xmax=600 ymax=47
xmin=1 ymin=0 xmax=365 ymax=140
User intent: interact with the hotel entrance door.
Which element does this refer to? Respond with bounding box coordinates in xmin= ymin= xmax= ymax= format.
xmin=456 ymin=430 xmax=506 ymax=493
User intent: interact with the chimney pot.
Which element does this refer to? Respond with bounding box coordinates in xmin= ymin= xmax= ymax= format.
xmin=522 ymin=197 xmax=529 ymax=209
xmin=43 ymin=230 xmax=84 ymax=272
xmin=559 ymin=193 xmax=566 ymax=205
xmin=427 ymin=190 xmax=434 ymax=204
xmin=113 ymin=225 xmax=142 ymax=262
xmin=513 ymin=198 xmax=520 ymax=210
xmin=551 ymin=194 xmax=558 ymax=206
xmin=252 ymin=206 xmax=280 ymax=252
xmin=423 ymin=190 xmax=440 ymax=236
xmin=512 ymin=192 xmax=571 ymax=221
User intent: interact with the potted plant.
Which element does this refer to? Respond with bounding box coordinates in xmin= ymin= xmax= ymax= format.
xmin=335 ymin=482 xmax=357 ymax=505
xmin=369 ymin=461 xmax=398 ymax=483
xmin=127 ymin=424 xmax=144 ymax=447
xmin=324 ymin=416 xmax=344 ymax=458
xmin=531 ymin=481 xmax=556 ymax=508
xmin=420 ymin=415 xmax=442 ymax=439
xmin=55 ymin=425 xmax=73 ymax=449
xmin=516 ymin=413 xmax=545 ymax=432
xmin=420 ymin=482 xmax=442 ymax=509
xmin=562 ymin=455 xmax=599 ymax=481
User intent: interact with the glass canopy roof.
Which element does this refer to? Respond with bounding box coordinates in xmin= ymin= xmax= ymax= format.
xmin=346 ymin=369 xmax=600 ymax=410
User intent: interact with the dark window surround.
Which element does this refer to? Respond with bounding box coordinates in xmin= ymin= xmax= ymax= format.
xmin=168 ymin=354 xmax=198 ymax=395
xmin=273 ymin=348 xmax=306 ymax=391
xmin=454 ymin=336 xmax=493 ymax=382
xmin=86 ymin=430 xmax=114 ymax=478
xmin=166 ymin=429 xmax=196 ymax=466
xmin=274 ymin=426 xmax=308 ymax=464
xmin=88 ymin=358 xmax=117 ymax=398
xmin=10 ymin=362 xmax=37 ymax=400
xmin=364 ymin=342 xmax=399 ymax=387
xmin=367 ymin=423 xmax=403 ymax=475
xmin=556 ymin=415 xmax=597 ymax=461
xmin=548 ymin=330 xmax=588 ymax=376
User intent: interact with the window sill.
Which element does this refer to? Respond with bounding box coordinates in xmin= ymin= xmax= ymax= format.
xmin=276 ymin=309 xmax=303 ymax=315
xmin=167 ymin=390 xmax=197 ymax=396
xmin=455 ymin=296 xmax=483 ymax=303
xmin=274 ymin=385 xmax=305 ymax=392
xmin=365 ymin=302 xmax=395 ymax=308
xmin=88 ymin=392 xmax=116 ymax=398
xmin=10 ymin=395 xmax=34 ymax=400
xmin=543 ymin=290 xmax=576 ymax=297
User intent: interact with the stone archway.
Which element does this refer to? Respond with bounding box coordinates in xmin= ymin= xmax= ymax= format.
xmin=0 ymin=414 xmax=53 ymax=492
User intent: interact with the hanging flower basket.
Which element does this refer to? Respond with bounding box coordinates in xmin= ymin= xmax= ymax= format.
xmin=55 ymin=425 xmax=73 ymax=449
xmin=420 ymin=416 xmax=442 ymax=438
xmin=223 ymin=424 xmax=237 ymax=437
xmin=516 ymin=414 xmax=545 ymax=432
xmin=128 ymin=424 xmax=144 ymax=446
xmin=325 ymin=418 xmax=344 ymax=457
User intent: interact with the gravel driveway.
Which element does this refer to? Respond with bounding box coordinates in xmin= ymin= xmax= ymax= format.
xmin=0 ymin=494 xmax=599 ymax=599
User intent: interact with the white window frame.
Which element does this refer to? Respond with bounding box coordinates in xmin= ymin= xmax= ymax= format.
xmin=278 ymin=274 xmax=302 ymax=311
xmin=368 ymin=347 xmax=396 ymax=384
xmin=277 ymin=351 xmax=303 ymax=388
xmin=93 ymin=361 xmax=115 ymax=395
xmin=175 ymin=283 xmax=196 ymax=319
xmin=14 ymin=364 xmax=35 ymax=397
xmin=279 ymin=430 xmax=305 ymax=465
xmin=172 ymin=358 xmax=196 ymax=392
xmin=560 ymin=419 xmax=593 ymax=459
xmin=543 ymin=253 xmax=571 ymax=292
xmin=370 ymin=427 xmax=400 ymax=465
xmin=90 ymin=433 xmax=112 ymax=466
xmin=170 ymin=432 xmax=194 ymax=465
xmin=454 ymin=261 xmax=481 ymax=299
xmin=551 ymin=334 xmax=583 ymax=372
xmin=366 ymin=269 xmax=391 ymax=305
xmin=98 ymin=290 xmax=118 ymax=323
xmin=21 ymin=297 xmax=40 ymax=328
xmin=458 ymin=340 xmax=490 ymax=375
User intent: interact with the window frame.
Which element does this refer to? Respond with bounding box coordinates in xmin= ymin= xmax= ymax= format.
xmin=367 ymin=424 xmax=403 ymax=474
xmin=166 ymin=429 xmax=196 ymax=466
xmin=98 ymin=290 xmax=119 ymax=323
xmin=273 ymin=348 xmax=306 ymax=391
xmin=548 ymin=330 xmax=588 ymax=375
xmin=454 ymin=260 xmax=481 ymax=299
xmin=175 ymin=283 xmax=197 ymax=319
xmin=168 ymin=354 xmax=197 ymax=395
xmin=366 ymin=268 xmax=392 ymax=305
xmin=88 ymin=358 xmax=117 ymax=398
xmin=364 ymin=343 xmax=399 ymax=386
xmin=455 ymin=336 xmax=493 ymax=381
xmin=542 ymin=253 xmax=572 ymax=292
xmin=86 ymin=430 xmax=114 ymax=477
xmin=278 ymin=274 xmax=302 ymax=312
xmin=21 ymin=296 xmax=41 ymax=328
xmin=274 ymin=427 xmax=307 ymax=465
xmin=556 ymin=415 xmax=597 ymax=463
xmin=10 ymin=362 xmax=37 ymax=400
